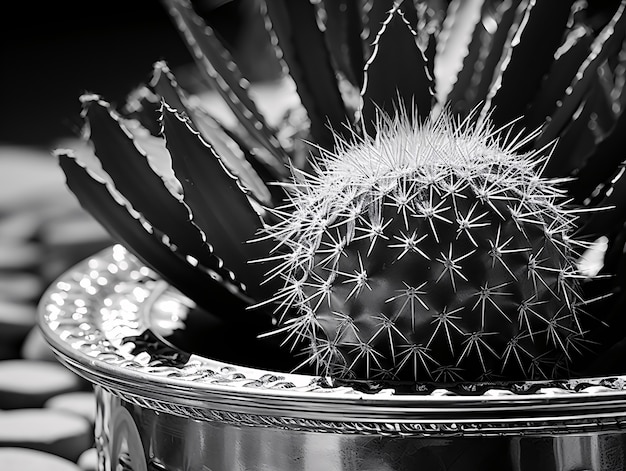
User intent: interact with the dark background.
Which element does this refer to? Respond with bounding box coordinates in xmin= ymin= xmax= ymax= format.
xmin=1 ymin=1 xmax=195 ymax=147
xmin=0 ymin=0 xmax=270 ymax=148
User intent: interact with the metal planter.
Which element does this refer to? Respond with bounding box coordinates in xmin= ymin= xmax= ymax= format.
xmin=39 ymin=245 xmax=626 ymax=470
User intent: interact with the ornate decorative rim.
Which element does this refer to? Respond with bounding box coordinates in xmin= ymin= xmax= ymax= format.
xmin=39 ymin=244 xmax=626 ymax=436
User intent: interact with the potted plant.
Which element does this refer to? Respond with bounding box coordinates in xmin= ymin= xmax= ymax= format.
xmin=39 ymin=0 xmax=626 ymax=469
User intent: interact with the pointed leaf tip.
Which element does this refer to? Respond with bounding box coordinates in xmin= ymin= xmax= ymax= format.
xmin=262 ymin=0 xmax=350 ymax=149
xmin=149 ymin=60 xmax=280 ymax=207
xmin=57 ymin=150 xmax=254 ymax=318
xmin=360 ymin=4 xmax=435 ymax=134
xmin=488 ymin=0 xmax=576 ymax=128
xmin=82 ymin=98 xmax=240 ymax=288
xmin=79 ymin=93 xmax=102 ymax=105
xmin=163 ymin=0 xmax=288 ymax=164
xmin=161 ymin=102 xmax=282 ymax=301
xmin=538 ymin=0 xmax=626 ymax=147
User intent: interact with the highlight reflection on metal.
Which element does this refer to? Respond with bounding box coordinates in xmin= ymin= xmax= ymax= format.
xmin=40 ymin=245 xmax=626 ymax=470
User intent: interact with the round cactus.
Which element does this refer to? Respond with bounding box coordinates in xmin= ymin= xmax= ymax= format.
xmin=263 ymin=113 xmax=589 ymax=382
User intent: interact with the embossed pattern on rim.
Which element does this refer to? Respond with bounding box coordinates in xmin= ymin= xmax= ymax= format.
xmin=38 ymin=245 xmax=626 ymax=436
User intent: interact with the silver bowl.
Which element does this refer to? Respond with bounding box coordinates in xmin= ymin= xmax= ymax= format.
xmin=39 ymin=245 xmax=626 ymax=470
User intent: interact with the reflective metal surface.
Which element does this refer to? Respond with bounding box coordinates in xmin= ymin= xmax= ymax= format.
xmin=39 ymin=245 xmax=626 ymax=470
xmin=92 ymin=387 xmax=626 ymax=471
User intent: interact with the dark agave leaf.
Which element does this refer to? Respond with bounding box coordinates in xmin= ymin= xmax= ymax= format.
xmin=360 ymin=0 xmax=393 ymax=58
xmin=538 ymin=3 xmax=626 ymax=184
xmin=81 ymin=95 xmax=236 ymax=284
xmin=163 ymin=0 xmax=289 ymax=166
xmin=411 ymin=0 xmax=447 ymax=84
xmin=448 ymin=0 xmax=524 ymax=117
xmin=569 ymin=107 xmax=626 ymax=204
xmin=56 ymin=150 xmax=254 ymax=319
xmin=487 ymin=0 xmax=575 ymax=129
xmin=319 ymin=0 xmax=366 ymax=89
xmin=160 ymin=102 xmax=282 ymax=301
xmin=575 ymin=161 xmax=626 ymax=242
xmin=541 ymin=85 xmax=598 ymax=179
xmin=579 ymin=224 xmax=626 ymax=375
xmin=524 ymin=24 xmax=595 ymax=131
xmin=149 ymin=60 xmax=285 ymax=207
xmin=262 ymin=0 xmax=350 ymax=150
xmin=584 ymin=332 xmax=626 ymax=376
xmin=583 ymin=62 xmax=617 ymax=137
xmin=149 ymin=61 xmax=188 ymax=113
xmin=547 ymin=63 xmax=624 ymax=188
xmin=537 ymin=0 xmax=626 ymax=148
xmin=360 ymin=2 xmax=435 ymax=134
xmin=121 ymin=84 xmax=163 ymax=136
xmin=443 ymin=0 xmax=494 ymax=115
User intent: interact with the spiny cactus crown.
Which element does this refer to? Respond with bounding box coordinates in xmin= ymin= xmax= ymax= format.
xmin=264 ymin=111 xmax=588 ymax=382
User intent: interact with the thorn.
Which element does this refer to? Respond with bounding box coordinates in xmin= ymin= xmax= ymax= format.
xmin=347 ymin=341 xmax=384 ymax=378
xmin=353 ymin=216 xmax=392 ymax=256
xmin=388 ymin=230 xmax=430 ymax=260
xmin=370 ymin=313 xmax=408 ymax=360
xmin=455 ymin=202 xmax=490 ymax=246
xmin=396 ymin=343 xmax=438 ymax=380
xmin=501 ymin=334 xmax=532 ymax=374
xmin=427 ymin=306 xmax=465 ymax=355
xmin=487 ymin=224 xmax=530 ymax=280
xmin=516 ymin=296 xmax=548 ymax=339
xmin=414 ymin=197 xmax=452 ymax=242
xmin=457 ymin=331 xmax=498 ymax=373
xmin=435 ymin=244 xmax=475 ymax=291
xmin=433 ymin=365 xmax=464 ymax=382
xmin=338 ymin=252 xmax=370 ymax=301
xmin=471 ymin=281 xmax=513 ymax=328
xmin=386 ymin=281 xmax=429 ymax=330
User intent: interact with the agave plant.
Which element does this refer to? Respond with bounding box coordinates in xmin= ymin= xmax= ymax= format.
xmin=56 ymin=0 xmax=626 ymax=382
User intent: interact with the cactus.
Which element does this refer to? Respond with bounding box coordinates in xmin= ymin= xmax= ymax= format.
xmin=56 ymin=0 xmax=626 ymax=383
xmin=264 ymin=112 xmax=588 ymax=381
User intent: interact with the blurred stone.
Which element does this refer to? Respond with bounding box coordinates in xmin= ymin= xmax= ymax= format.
xmin=77 ymin=447 xmax=98 ymax=471
xmin=0 ymin=301 xmax=36 ymax=332
xmin=0 ymin=240 xmax=41 ymax=270
xmin=0 ymin=302 xmax=37 ymax=359
xmin=38 ymin=210 xmax=111 ymax=285
xmin=39 ymin=209 xmax=110 ymax=248
xmin=21 ymin=325 xmax=58 ymax=362
xmin=0 ymin=273 xmax=43 ymax=303
xmin=0 ymin=146 xmax=77 ymax=213
xmin=0 ymin=409 xmax=92 ymax=462
xmin=0 ymin=211 xmax=41 ymax=240
xmin=0 ymin=360 xmax=83 ymax=409
xmin=0 ymin=447 xmax=81 ymax=471
xmin=45 ymin=391 xmax=97 ymax=426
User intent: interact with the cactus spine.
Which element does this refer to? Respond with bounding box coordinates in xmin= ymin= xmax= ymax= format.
xmin=264 ymin=112 xmax=589 ymax=382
